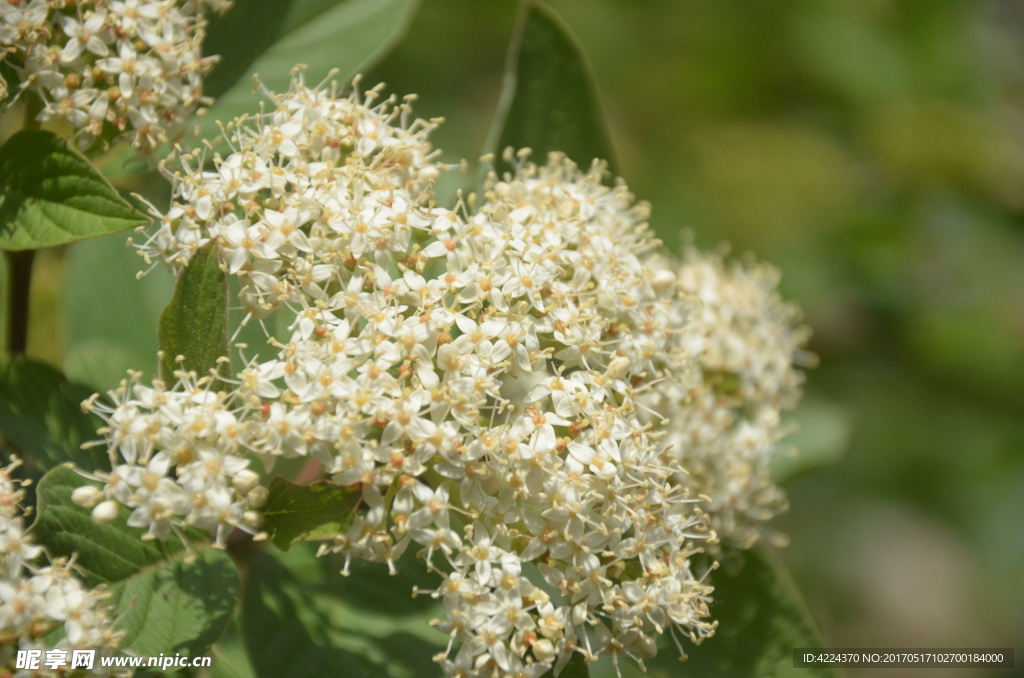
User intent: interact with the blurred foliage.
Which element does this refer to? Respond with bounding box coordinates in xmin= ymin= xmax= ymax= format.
xmin=1 ymin=0 xmax=1018 ymax=670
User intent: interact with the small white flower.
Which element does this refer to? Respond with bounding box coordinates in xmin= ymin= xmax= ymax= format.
xmin=60 ymin=13 xmax=111 ymax=63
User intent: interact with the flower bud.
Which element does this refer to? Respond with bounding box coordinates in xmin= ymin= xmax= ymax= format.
xmin=247 ymin=485 xmax=269 ymax=508
xmin=72 ymin=485 xmax=102 ymax=508
xmin=652 ymin=268 xmax=677 ymax=294
xmin=91 ymin=500 xmax=120 ymax=525
xmin=532 ymin=639 xmax=555 ymax=663
xmin=232 ymin=469 xmax=260 ymax=495
xmin=243 ymin=510 xmax=264 ymax=529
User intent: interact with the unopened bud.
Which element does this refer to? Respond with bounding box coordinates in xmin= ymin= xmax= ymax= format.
xmin=232 ymin=469 xmax=260 ymax=495
xmin=72 ymin=485 xmax=102 ymax=508
xmin=652 ymin=268 xmax=677 ymax=294
xmin=243 ymin=510 xmax=264 ymax=529
xmin=532 ymin=639 xmax=555 ymax=663
xmin=91 ymin=500 xmax=120 ymax=525
xmin=247 ymin=485 xmax=269 ymax=508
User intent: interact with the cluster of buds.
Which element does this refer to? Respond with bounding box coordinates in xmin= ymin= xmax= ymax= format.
xmin=0 ymin=0 xmax=230 ymax=152
xmin=0 ymin=458 xmax=123 ymax=675
xmin=89 ymin=70 xmax=809 ymax=678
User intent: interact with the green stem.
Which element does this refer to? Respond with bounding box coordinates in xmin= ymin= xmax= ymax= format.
xmin=5 ymin=249 xmax=35 ymax=356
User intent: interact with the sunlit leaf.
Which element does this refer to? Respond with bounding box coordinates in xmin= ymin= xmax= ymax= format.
xmin=31 ymin=467 xmax=199 ymax=585
xmin=0 ymin=130 xmax=147 ymax=250
xmin=485 ymin=0 xmax=616 ymax=177
xmin=262 ymin=477 xmax=361 ymax=551
xmin=110 ymin=548 xmax=239 ymax=658
xmin=30 ymin=467 xmax=239 ymax=658
xmin=158 ymin=240 xmax=229 ymax=383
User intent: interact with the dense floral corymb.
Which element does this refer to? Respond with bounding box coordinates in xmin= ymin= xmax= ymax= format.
xmin=84 ymin=71 xmax=809 ymax=678
xmin=0 ymin=459 xmax=123 ymax=676
xmin=0 ymin=0 xmax=230 ymax=151
xmin=646 ymin=250 xmax=813 ymax=549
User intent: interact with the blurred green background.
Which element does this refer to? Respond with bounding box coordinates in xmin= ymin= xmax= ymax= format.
xmin=6 ymin=0 xmax=1023 ymax=674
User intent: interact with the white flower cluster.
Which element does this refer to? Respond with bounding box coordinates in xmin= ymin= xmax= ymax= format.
xmin=0 ymin=458 xmax=121 ymax=675
xmin=75 ymin=370 xmax=268 ymax=548
xmin=643 ymin=251 xmax=812 ymax=549
xmin=0 ymin=0 xmax=230 ymax=151
xmin=97 ymin=72 xmax=809 ymax=677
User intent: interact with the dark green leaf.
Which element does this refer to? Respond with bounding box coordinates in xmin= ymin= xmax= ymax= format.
xmin=649 ymin=547 xmax=838 ymax=678
xmin=158 ymin=240 xmax=229 ymax=383
xmin=242 ymin=544 xmax=445 ymax=678
xmin=0 ymin=130 xmax=148 ymax=250
xmin=197 ymin=0 xmax=421 ymax=142
xmin=325 ymin=548 xmax=441 ymax=616
xmin=261 ymin=477 xmax=361 ymax=551
xmin=0 ymin=60 xmax=20 ymax=106
xmin=30 ymin=467 xmax=239 ymax=658
xmin=0 ymin=358 xmax=108 ymax=472
xmin=485 ymin=0 xmax=616 ymax=177
xmin=202 ymin=0 xmax=296 ymax=99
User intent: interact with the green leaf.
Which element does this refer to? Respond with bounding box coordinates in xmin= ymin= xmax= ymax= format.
xmin=202 ymin=0 xmax=297 ymax=99
xmin=0 ymin=358 xmax=108 ymax=472
xmin=197 ymin=0 xmax=421 ymax=142
xmin=209 ymin=616 xmax=258 ymax=678
xmin=261 ymin=477 xmax=361 ymax=551
xmin=0 ymin=130 xmax=148 ymax=250
xmin=771 ymin=398 xmax=851 ymax=483
xmin=644 ymin=547 xmax=837 ymax=678
xmin=158 ymin=240 xmax=229 ymax=383
xmin=30 ymin=467 xmax=239 ymax=658
xmin=242 ymin=544 xmax=445 ymax=678
xmin=108 ymin=548 xmax=240 ymax=658
xmin=31 ymin=467 xmax=199 ymax=585
xmin=0 ymin=60 xmax=20 ymax=106
xmin=485 ymin=0 xmax=617 ymax=177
